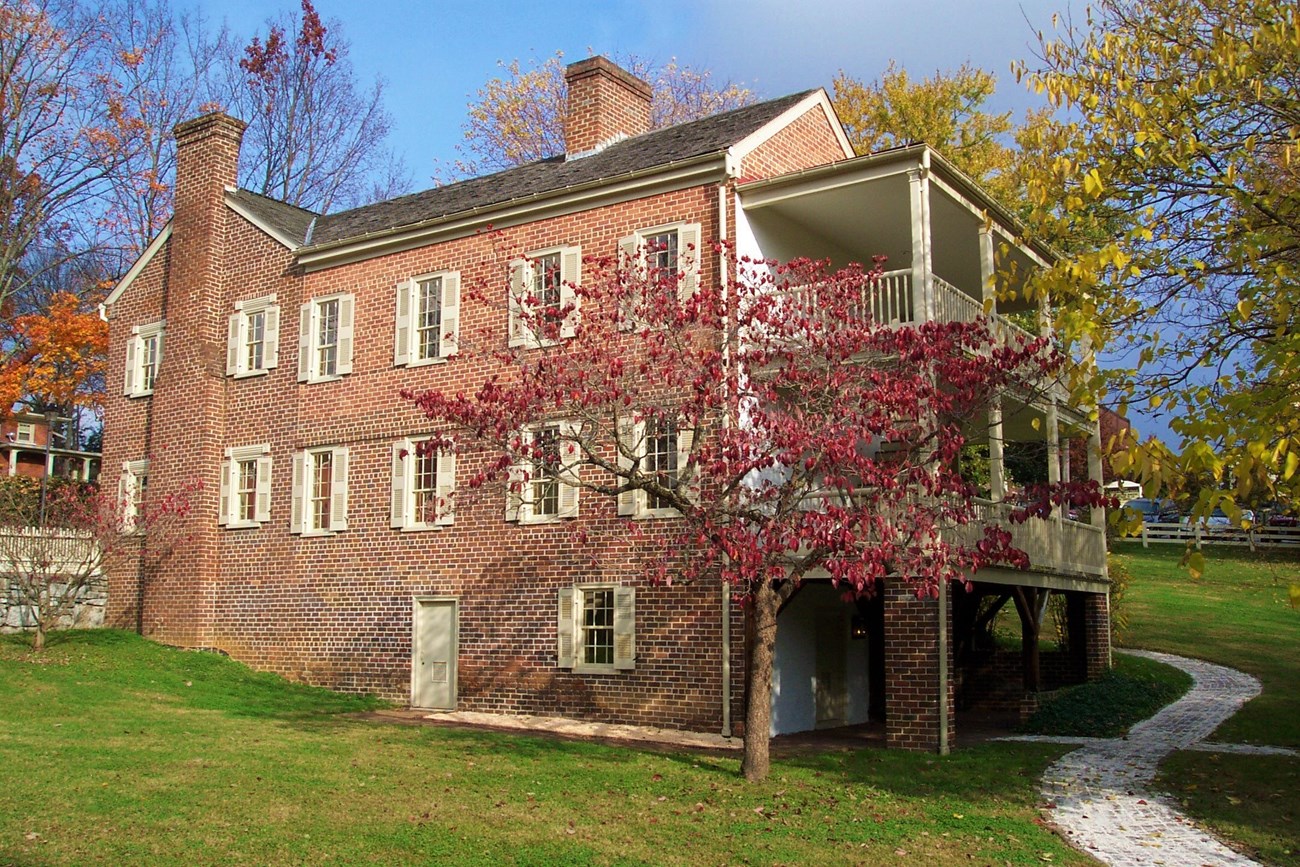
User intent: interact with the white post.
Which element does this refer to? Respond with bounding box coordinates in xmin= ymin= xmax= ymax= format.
xmin=1089 ymin=419 xmax=1106 ymax=531
xmin=1047 ymin=399 xmax=1062 ymax=567
xmin=989 ymin=399 xmax=1006 ymax=503
xmin=907 ymin=164 xmax=932 ymax=324
xmin=979 ymin=227 xmax=996 ymax=315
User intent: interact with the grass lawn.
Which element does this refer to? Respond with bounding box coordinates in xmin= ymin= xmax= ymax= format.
xmin=0 ymin=630 xmax=1088 ymax=866
xmin=1113 ymin=541 xmax=1300 ymax=864
xmin=1020 ymin=652 xmax=1191 ymax=738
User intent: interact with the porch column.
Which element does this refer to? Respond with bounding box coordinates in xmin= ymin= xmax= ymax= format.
xmin=1089 ymin=418 xmax=1106 ymax=531
xmin=907 ymin=166 xmax=933 ymax=324
xmin=1084 ymin=592 xmax=1112 ymax=678
xmin=978 ymin=227 xmax=996 ymax=314
xmin=1061 ymin=438 xmax=1071 ymax=484
xmin=989 ymin=399 xmax=1006 ymax=503
xmin=883 ymin=580 xmax=954 ymax=753
xmin=1047 ymin=399 xmax=1062 ymax=567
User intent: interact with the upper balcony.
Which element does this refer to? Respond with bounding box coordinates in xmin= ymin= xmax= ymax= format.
xmin=734 ymin=144 xmax=1052 ymax=349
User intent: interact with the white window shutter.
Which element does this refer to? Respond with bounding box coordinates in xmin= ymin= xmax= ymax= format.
xmin=290 ymin=451 xmax=306 ymax=533
xmin=616 ymin=418 xmax=644 ymax=517
xmin=440 ymin=272 xmax=460 ymax=358
xmin=264 ymin=305 xmax=280 ymax=369
xmin=297 ymin=303 xmax=312 ymax=382
xmin=613 ymin=587 xmax=636 ymax=670
xmin=676 ymin=423 xmax=697 ymax=504
xmin=559 ymin=246 xmax=581 ymax=338
xmin=255 ymin=454 xmax=273 ymax=522
xmin=154 ymin=330 xmax=164 ymax=380
xmin=434 ymin=449 xmax=456 ymax=526
xmin=394 ymin=279 xmax=413 ymax=366
xmin=336 ymin=294 xmax=355 ymax=375
xmin=557 ymin=421 xmax=580 ymax=519
xmin=508 ymin=260 xmax=529 ymax=347
xmin=329 ymin=447 xmax=349 ymax=531
xmin=123 ymin=335 xmax=137 ymax=396
xmin=226 ymin=313 xmax=241 ymax=376
xmin=618 ymin=237 xmax=640 ymax=331
xmin=390 ymin=439 xmax=409 ymax=529
xmin=556 ymin=588 xmax=575 ymax=668
xmin=678 ymin=223 xmax=702 ymax=301
xmin=118 ymin=465 xmax=132 ymax=530
xmin=218 ymin=458 xmax=231 ymax=526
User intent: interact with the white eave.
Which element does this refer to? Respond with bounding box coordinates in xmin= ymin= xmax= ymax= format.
xmin=727 ymin=89 xmax=855 ymax=171
xmin=103 ymin=222 xmax=173 ymax=308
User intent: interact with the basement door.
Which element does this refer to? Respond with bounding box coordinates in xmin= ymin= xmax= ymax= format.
xmin=412 ymin=597 xmax=457 ymax=710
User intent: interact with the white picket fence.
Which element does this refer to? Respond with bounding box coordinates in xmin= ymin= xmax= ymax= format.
xmin=1130 ymin=521 xmax=1300 ymax=550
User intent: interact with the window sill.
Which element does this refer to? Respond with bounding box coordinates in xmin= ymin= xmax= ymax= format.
xmin=297 ymin=529 xmax=340 ymax=538
xmin=301 ymin=375 xmax=343 ymax=385
xmin=569 ymin=664 xmax=622 ymax=675
xmin=233 ymin=368 xmax=270 ymax=380
xmin=127 ymin=390 xmax=154 ymax=399
xmin=402 ymin=356 xmax=449 ymax=369
xmin=223 ymin=521 xmax=262 ymax=530
xmin=518 ymin=515 xmax=571 ymax=526
xmin=634 ymin=508 xmax=681 ymax=520
xmin=399 ymin=523 xmax=444 ymax=532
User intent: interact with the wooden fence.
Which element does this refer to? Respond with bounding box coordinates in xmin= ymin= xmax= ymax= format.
xmin=1130 ymin=521 xmax=1300 ymax=551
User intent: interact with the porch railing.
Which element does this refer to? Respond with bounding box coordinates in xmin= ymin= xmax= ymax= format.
xmin=959 ymin=498 xmax=1106 ymax=579
xmin=783 ymin=271 xmax=1039 ymax=346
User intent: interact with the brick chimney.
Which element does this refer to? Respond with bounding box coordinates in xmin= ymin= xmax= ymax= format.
xmin=564 ymin=57 xmax=653 ymax=158
xmin=146 ymin=111 xmax=246 ymax=647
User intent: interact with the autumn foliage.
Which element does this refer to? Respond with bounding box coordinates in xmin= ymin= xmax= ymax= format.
xmin=0 ymin=291 xmax=107 ymax=417
xmin=403 ymin=241 xmax=1085 ymax=779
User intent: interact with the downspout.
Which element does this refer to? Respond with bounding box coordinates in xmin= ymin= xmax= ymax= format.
xmin=718 ymin=179 xmax=732 ymax=738
xmin=938 ymin=580 xmax=949 ymax=755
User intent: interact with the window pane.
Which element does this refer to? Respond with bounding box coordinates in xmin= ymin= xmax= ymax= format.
xmin=582 ymin=588 xmax=614 ymax=665
xmin=534 ymin=252 xmax=562 ymax=313
xmin=412 ymin=445 xmax=438 ymax=524
xmin=317 ymin=299 xmax=339 ymax=377
xmin=646 ymin=231 xmax=678 ymax=274
xmin=645 ymin=418 xmax=678 ymax=510
xmin=532 ymin=425 xmax=560 ymax=516
xmin=311 ymin=450 xmax=333 ymax=530
xmin=246 ymin=311 xmax=265 ymax=371
xmin=237 ymin=458 xmax=258 ymax=521
xmin=141 ymin=335 xmax=159 ymax=391
xmin=417 ymin=277 xmax=442 ymax=360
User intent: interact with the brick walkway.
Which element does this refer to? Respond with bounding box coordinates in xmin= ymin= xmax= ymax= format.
xmin=1038 ymin=650 xmax=1268 ymax=866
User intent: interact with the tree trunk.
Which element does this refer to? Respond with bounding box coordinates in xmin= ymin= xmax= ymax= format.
xmin=741 ymin=580 xmax=781 ymax=782
xmin=32 ymin=621 xmax=46 ymax=652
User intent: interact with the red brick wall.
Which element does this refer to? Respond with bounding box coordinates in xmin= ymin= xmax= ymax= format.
xmin=740 ymin=103 xmax=848 ymax=182
xmin=1085 ymin=591 xmax=1111 ymax=680
xmin=883 ymin=580 xmax=955 ymax=751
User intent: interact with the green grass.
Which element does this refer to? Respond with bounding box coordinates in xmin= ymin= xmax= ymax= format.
xmin=1114 ymin=541 xmax=1300 ymax=864
xmin=1020 ymin=652 xmax=1192 ymax=738
xmin=0 ymin=630 xmax=1089 ymax=866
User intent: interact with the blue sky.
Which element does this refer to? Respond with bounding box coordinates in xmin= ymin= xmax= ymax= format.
xmin=199 ymin=0 xmax=1072 ymax=185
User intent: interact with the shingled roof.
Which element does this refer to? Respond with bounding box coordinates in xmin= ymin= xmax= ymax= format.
xmin=228 ymin=90 xmax=819 ymax=251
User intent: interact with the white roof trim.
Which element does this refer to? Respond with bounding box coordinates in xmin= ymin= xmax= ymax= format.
xmin=104 ymin=223 xmax=172 ymax=308
xmin=224 ymin=192 xmax=303 ymax=250
xmin=728 ymin=90 xmax=854 ymax=168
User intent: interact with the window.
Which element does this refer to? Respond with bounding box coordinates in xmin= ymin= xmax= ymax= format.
xmin=226 ymin=295 xmax=281 ymax=377
xmin=618 ymin=223 xmax=702 ymax=311
xmin=14 ymin=423 xmax=34 ymax=444
xmin=118 ymin=459 xmax=149 ymax=532
xmin=124 ymin=320 xmax=166 ymax=398
xmin=394 ymin=272 xmax=460 ymax=366
xmin=291 ymin=445 xmax=349 ymax=534
xmin=508 ymin=246 xmax=581 ymax=347
xmin=557 ymin=586 xmax=635 ymax=671
xmin=297 ymin=294 xmax=354 ymax=383
xmin=390 ymin=437 xmax=456 ymax=529
xmin=505 ymin=422 xmax=580 ymax=523
xmin=617 ymin=415 xmax=696 ymax=518
xmin=219 ymin=444 xmax=272 ymax=528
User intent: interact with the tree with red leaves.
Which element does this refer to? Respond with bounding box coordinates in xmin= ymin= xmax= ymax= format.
xmin=403 ymin=241 xmax=1089 ymax=781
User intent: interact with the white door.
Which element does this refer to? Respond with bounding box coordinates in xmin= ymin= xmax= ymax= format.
xmin=412 ymin=598 xmax=457 ymax=710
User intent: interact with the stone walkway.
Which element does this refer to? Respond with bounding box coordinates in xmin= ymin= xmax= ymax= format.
xmin=1031 ymin=650 xmax=1271 ymax=866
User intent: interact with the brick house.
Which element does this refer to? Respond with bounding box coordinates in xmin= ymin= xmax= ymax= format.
xmin=1 ymin=412 xmax=99 ymax=482
xmin=101 ymin=57 xmax=1110 ymax=752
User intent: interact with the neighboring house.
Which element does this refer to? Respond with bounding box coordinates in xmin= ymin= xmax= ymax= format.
xmin=101 ymin=57 xmax=1110 ymax=752
xmin=0 ymin=412 xmax=99 ymax=483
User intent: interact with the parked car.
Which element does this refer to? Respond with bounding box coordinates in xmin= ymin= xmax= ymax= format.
xmin=1203 ymin=507 xmax=1254 ymax=527
xmin=1123 ymin=497 xmax=1181 ymax=524
xmin=1266 ymin=511 xmax=1298 ymax=527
